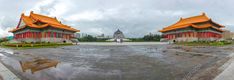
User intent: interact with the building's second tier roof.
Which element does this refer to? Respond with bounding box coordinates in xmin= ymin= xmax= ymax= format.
xmin=10 ymin=11 xmax=80 ymax=32
xmin=159 ymin=13 xmax=224 ymax=32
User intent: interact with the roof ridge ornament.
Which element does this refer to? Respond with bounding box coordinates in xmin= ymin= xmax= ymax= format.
xmin=202 ymin=12 xmax=206 ymax=16
xmin=180 ymin=17 xmax=183 ymax=20
xmin=21 ymin=13 xmax=25 ymax=16
xmin=30 ymin=11 xmax=34 ymax=14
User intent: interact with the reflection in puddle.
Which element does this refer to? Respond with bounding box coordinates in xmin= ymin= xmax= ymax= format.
xmin=19 ymin=58 xmax=59 ymax=74
xmin=0 ymin=48 xmax=77 ymax=80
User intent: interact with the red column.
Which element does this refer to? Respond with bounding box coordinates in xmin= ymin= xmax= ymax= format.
xmin=204 ymin=32 xmax=206 ymax=38
xmin=54 ymin=32 xmax=56 ymax=38
xmin=40 ymin=32 xmax=42 ymax=38
xmin=169 ymin=34 xmax=171 ymax=39
xmin=34 ymin=32 xmax=36 ymax=38
xmin=38 ymin=32 xmax=40 ymax=38
xmin=183 ymin=33 xmax=185 ymax=38
xmin=38 ymin=32 xmax=39 ymax=38
xmin=35 ymin=32 xmax=37 ymax=38
xmin=25 ymin=32 xmax=27 ymax=38
xmin=210 ymin=32 xmax=212 ymax=38
xmin=168 ymin=34 xmax=170 ymax=39
xmin=68 ymin=34 xmax=70 ymax=39
xmin=198 ymin=32 xmax=200 ymax=38
xmin=25 ymin=32 xmax=26 ymax=38
xmin=208 ymin=32 xmax=210 ymax=38
xmin=167 ymin=34 xmax=169 ymax=39
xmin=30 ymin=32 xmax=32 ymax=38
xmin=48 ymin=32 xmax=50 ymax=38
xmin=47 ymin=32 xmax=50 ymax=38
xmin=44 ymin=32 xmax=46 ymax=38
xmin=203 ymin=32 xmax=205 ymax=38
xmin=28 ymin=32 xmax=30 ymax=38
xmin=26 ymin=32 xmax=28 ymax=38
xmin=201 ymin=32 xmax=204 ymax=38
xmin=32 ymin=32 xmax=34 ymax=38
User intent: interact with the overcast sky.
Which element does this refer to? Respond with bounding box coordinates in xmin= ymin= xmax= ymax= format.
xmin=0 ymin=0 xmax=234 ymax=38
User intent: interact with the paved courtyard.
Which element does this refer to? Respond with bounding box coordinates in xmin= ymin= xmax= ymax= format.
xmin=0 ymin=42 xmax=232 ymax=80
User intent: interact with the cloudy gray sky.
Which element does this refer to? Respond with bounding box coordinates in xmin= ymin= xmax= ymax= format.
xmin=0 ymin=0 xmax=233 ymax=38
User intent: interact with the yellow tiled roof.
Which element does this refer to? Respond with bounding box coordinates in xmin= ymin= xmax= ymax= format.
xmin=9 ymin=11 xmax=80 ymax=32
xmin=159 ymin=13 xmax=224 ymax=32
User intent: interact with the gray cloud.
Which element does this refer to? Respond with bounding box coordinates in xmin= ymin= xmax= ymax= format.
xmin=0 ymin=0 xmax=234 ymax=37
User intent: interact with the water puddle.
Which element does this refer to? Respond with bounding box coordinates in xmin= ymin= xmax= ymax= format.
xmin=0 ymin=49 xmax=77 ymax=80
xmin=19 ymin=58 xmax=59 ymax=74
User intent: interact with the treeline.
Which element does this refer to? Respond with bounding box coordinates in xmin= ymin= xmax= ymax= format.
xmin=129 ymin=34 xmax=162 ymax=42
xmin=78 ymin=35 xmax=110 ymax=42
xmin=0 ymin=38 xmax=10 ymax=43
xmin=78 ymin=34 xmax=162 ymax=42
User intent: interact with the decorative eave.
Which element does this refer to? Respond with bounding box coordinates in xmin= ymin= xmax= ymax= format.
xmin=9 ymin=11 xmax=80 ymax=33
xmin=159 ymin=13 xmax=224 ymax=32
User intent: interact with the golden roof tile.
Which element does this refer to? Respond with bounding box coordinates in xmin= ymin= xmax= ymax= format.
xmin=159 ymin=13 xmax=224 ymax=32
xmin=9 ymin=11 xmax=80 ymax=32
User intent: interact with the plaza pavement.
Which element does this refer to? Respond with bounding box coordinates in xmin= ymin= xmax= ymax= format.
xmin=0 ymin=62 xmax=20 ymax=80
xmin=214 ymin=53 xmax=234 ymax=80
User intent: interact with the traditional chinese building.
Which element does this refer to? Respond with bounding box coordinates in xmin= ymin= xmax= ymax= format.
xmin=159 ymin=13 xmax=224 ymax=42
xmin=113 ymin=29 xmax=125 ymax=42
xmin=106 ymin=29 xmax=130 ymax=42
xmin=9 ymin=11 xmax=80 ymax=43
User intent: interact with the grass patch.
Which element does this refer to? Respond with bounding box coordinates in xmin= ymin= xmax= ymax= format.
xmin=0 ymin=43 xmax=73 ymax=49
xmin=175 ymin=41 xmax=232 ymax=46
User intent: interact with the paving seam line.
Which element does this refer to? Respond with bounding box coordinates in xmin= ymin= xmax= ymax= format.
xmin=0 ymin=62 xmax=21 ymax=80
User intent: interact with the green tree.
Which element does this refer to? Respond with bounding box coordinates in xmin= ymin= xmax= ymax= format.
xmin=143 ymin=34 xmax=161 ymax=41
xmin=78 ymin=35 xmax=97 ymax=42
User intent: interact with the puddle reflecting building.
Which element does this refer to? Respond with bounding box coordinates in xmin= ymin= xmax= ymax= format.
xmin=9 ymin=11 xmax=80 ymax=43
xmin=159 ymin=13 xmax=225 ymax=42
xmin=19 ymin=58 xmax=59 ymax=74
